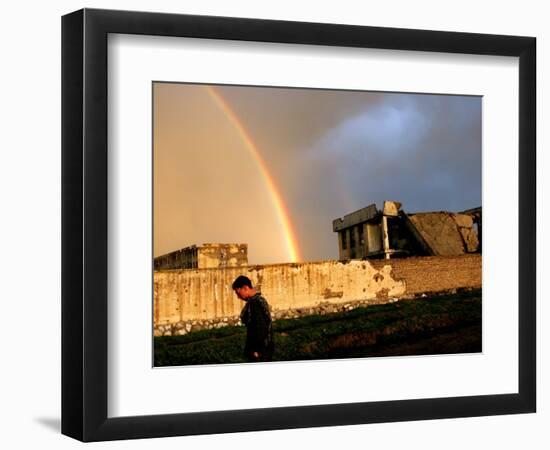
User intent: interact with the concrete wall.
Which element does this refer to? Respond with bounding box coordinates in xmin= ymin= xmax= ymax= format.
xmin=197 ymin=243 xmax=248 ymax=268
xmin=407 ymin=213 xmax=479 ymax=255
xmin=370 ymin=254 xmax=481 ymax=294
xmin=154 ymin=243 xmax=248 ymax=270
xmin=154 ymin=254 xmax=481 ymax=329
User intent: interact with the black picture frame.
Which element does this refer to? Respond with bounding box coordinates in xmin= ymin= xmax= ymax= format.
xmin=61 ymin=8 xmax=536 ymax=442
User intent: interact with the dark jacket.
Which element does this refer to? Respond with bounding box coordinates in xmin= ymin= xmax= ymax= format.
xmin=240 ymin=293 xmax=274 ymax=362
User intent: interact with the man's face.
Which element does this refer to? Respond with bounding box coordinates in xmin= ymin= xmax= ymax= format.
xmin=234 ymin=286 xmax=246 ymax=300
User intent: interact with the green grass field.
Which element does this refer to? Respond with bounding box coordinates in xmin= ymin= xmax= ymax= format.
xmin=154 ymin=289 xmax=481 ymax=366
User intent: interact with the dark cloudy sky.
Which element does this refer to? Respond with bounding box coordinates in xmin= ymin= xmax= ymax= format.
xmin=154 ymin=82 xmax=481 ymax=265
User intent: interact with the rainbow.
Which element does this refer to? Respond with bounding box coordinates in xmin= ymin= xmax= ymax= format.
xmin=205 ymin=86 xmax=301 ymax=262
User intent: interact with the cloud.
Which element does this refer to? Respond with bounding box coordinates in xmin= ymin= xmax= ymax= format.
xmin=301 ymin=93 xmax=481 ymax=214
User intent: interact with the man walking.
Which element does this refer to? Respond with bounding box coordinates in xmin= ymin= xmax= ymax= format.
xmin=232 ymin=275 xmax=274 ymax=362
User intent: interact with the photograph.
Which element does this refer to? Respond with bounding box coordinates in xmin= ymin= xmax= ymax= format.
xmin=152 ymin=82 xmax=483 ymax=367
xmin=53 ymin=4 xmax=537 ymax=445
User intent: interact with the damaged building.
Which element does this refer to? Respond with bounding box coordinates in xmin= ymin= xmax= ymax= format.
xmin=154 ymin=243 xmax=248 ymax=270
xmin=333 ymin=201 xmax=481 ymax=260
xmin=154 ymin=201 xmax=481 ymax=271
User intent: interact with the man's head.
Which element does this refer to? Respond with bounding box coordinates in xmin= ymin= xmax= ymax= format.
xmin=232 ymin=275 xmax=255 ymax=300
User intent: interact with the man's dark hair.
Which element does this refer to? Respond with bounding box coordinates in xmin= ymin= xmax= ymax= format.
xmin=232 ymin=275 xmax=252 ymax=290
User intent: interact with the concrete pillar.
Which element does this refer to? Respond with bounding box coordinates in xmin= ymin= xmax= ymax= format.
xmin=337 ymin=231 xmax=345 ymax=260
xmin=359 ymin=224 xmax=367 ymax=257
xmin=382 ymin=216 xmax=390 ymax=259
